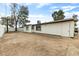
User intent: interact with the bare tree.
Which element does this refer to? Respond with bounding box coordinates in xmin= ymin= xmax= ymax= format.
xmin=10 ymin=3 xmax=18 ymax=31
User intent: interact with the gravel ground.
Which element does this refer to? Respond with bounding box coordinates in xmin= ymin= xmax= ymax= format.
xmin=0 ymin=32 xmax=78 ymax=56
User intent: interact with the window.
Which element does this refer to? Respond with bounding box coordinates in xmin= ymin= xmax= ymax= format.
xmin=36 ymin=24 xmax=41 ymax=31
xmin=26 ymin=26 xmax=29 ymax=30
xmin=32 ymin=25 xmax=34 ymax=30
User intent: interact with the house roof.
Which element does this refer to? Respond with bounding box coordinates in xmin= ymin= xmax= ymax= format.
xmin=32 ymin=18 xmax=77 ymax=26
xmin=26 ymin=24 xmax=32 ymax=26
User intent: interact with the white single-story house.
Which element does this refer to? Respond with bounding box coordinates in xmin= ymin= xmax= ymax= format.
xmin=0 ymin=18 xmax=77 ymax=38
xmin=24 ymin=18 xmax=77 ymax=37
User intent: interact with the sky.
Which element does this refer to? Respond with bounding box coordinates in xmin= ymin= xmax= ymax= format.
xmin=0 ymin=3 xmax=79 ymax=27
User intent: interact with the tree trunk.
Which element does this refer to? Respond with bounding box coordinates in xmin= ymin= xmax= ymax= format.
xmin=7 ymin=19 xmax=8 ymax=33
xmin=15 ymin=20 xmax=17 ymax=31
xmin=14 ymin=14 xmax=17 ymax=32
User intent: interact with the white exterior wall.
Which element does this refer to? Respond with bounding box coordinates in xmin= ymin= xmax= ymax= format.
xmin=32 ymin=21 xmax=75 ymax=37
xmin=17 ymin=28 xmax=24 ymax=32
xmin=0 ymin=25 xmax=6 ymax=38
xmin=24 ymin=25 xmax=32 ymax=32
xmin=9 ymin=27 xmax=15 ymax=31
xmin=69 ymin=21 xmax=75 ymax=37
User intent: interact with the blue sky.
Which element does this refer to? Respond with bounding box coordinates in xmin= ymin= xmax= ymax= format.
xmin=0 ymin=3 xmax=79 ymax=27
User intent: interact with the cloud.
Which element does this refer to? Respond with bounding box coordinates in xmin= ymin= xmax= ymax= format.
xmin=0 ymin=12 xmax=11 ymax=20
xmin=49 ymin=9 xmax=59 ymax=13
xmin=36 ymin=3 xmax=50 ymax=8
xmin=61 ymin=6 xmax=77 ymax=11
xmin=64 ymin=12 xmax=73 ymax=18
xmin=0 ymin=12 xmax=6 ymax=20
xmin=28 ymin=14 xmax=52 ymax=24
xmin=18 ymin=3 xmax=32 ymax=6
xmin=50 ymin=6 xmax=58 ymax=9
xmin=49 ymin=6 xmax=78 ymax=13
xmin=29 ymin=14 xmax=45 ymax=18
xmin=64 ymin=12 xmax=79 ymax=19
xmin=0 ymin=12 xmax=6 ymax=17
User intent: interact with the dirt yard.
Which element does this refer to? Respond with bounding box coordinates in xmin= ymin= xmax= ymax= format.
xmin=0 ymin=32 xmax=79 ymax=56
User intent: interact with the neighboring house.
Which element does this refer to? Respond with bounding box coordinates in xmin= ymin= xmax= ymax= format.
xmin=0 ymin=24 xmax=6 ymax=38
xmin=24 ymin=18 xmax=77 ymax=37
